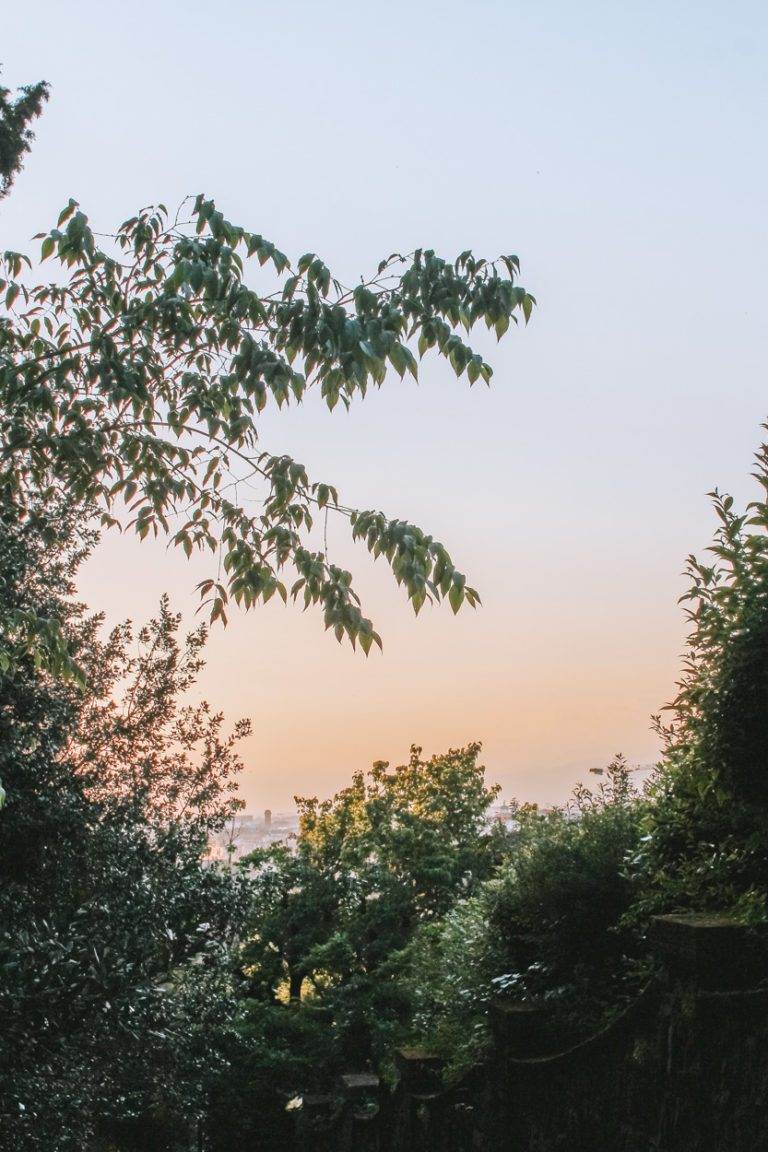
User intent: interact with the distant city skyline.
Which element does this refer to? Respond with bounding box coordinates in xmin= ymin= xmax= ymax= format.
xmin=4 ymin=0 xmax=768 ymax=809
xmin=221 ymin=759 xmax=656 ymax=827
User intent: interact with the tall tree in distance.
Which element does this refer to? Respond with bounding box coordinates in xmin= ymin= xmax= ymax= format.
xmin=240 ymin=744 xmax=502 ymax=1063
xmin=0 ymin=66 xmax=49 ymax=199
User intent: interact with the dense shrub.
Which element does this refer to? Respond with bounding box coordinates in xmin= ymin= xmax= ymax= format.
xmin=0 ymin=507 xmax=249 ymax=1151
xmin=203 ymin=1000 xmax=338 ymax=1152
xmin=405 ymin=758 xmax=646 ymax=1074
xmin=631 ymin=436 xmax=768 ymax=924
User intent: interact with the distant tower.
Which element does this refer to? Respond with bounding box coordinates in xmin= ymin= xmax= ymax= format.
xmin=264 ymin=809 xmax=272 ymax=829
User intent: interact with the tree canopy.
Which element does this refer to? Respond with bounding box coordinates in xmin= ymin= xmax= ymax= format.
xmin=0 ymin=66 xmax=49 ymax=199
xmin=1 ymin=196 xmax=535 ymax=667
xmin=0 ymin=504 xmax=249 ymax=1150
xmin=239 ymin=745 xmax=503 ymax=1067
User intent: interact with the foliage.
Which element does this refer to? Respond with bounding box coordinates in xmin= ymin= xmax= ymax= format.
xmin=0 ymin=196 xmax=535 ymax=664
xmin=0 ymin=507 xmax=249 ymax=1151
xmin=71 ymin=593 xmax=249 ymax=826
xmin=0 ymin=87 xmax=542 ymax=1145
xmin=487 ymin=760 xmax=644 ymax=1011
xmin=404 ymin=758 xmax=646 ymax=1074
xmin=631 ymin=431 xmax=768 ymax=922
xmin=239 ymin=744 xmax=503 ymax=1070
xmin=402 ymin=888 xmax=495 ymax=1078
xmin=296 ymin=743 xmax=502 ymax=918
xmin=202 ymin=1000 xmax=339 ymax=1152
xmin=0 ymin=66 xmax=49 ymax=199
xmin=401 ymin=425 xmax=768 ymax=1082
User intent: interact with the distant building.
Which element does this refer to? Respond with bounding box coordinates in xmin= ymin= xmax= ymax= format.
xmin=206 ymin=809 xmax=298 ymax=863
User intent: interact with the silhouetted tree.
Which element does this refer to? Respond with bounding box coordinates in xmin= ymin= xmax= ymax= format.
xmin=0 ymin=66 xmax=48 ymax=198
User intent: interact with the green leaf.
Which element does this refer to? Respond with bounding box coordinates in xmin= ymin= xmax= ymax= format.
xmin=389 ymin=343 xmax=408 ymax=378
xmin=57 ymin=199 xmax=78 ymax=227
xmin=448 ymin=583 xmax=464 ymax=614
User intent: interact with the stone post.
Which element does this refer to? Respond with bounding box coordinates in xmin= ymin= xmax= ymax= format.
xmin=338 ymin=1073 xmax=381 ymax=1152
xmin=650 ymin=913 xmax=768 ymax=991
xmin=294 ymin=1093 xmax=340 ymax=1152
xmin=392 ymin=1049 xmax=447 ymax=1152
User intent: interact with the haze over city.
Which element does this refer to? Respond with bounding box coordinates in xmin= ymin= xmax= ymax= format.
xmin=4 ymin=0 xmax=767 ymax=810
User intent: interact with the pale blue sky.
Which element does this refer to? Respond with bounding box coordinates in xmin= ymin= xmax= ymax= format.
xmin=3 ymin=1 xmax=768 ymax=809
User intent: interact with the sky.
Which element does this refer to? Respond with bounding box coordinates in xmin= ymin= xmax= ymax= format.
xmin=3 ymin=0 xmax=768 ymax=810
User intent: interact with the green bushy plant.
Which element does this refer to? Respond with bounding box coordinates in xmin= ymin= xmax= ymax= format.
xmin=631 ymin=430 xmax=768 ymax=924
xmin=0 ymin=506 xmax=250 ymax=1151
xmin=404 ymin=758 xmax=646 ymax=1074
xmin=238 ymin=745 xmax=504 ymax=1076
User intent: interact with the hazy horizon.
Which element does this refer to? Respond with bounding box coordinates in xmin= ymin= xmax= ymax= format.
xmin=4 ymin=0 xmax=768 ymax=809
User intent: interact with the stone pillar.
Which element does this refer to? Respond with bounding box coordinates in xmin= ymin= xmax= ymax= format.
xmin=650 ymin=913 xmax=768 ymax=991
xmin=294 ymin=1093 xmax=339 ymax=1152
xmin=485 ymin=1001 xmax=550 ymax=1150
xmin=394 ymin=1049 xmax=445 ymax=1092
xmin=488 ymin=1000 xmax=549 ymax=1057
xmin=392 ymin=1049 xmax=447 ymax=1152
xmin=338 ymin=1073 xmax=381 ymax=1152
xmin=651 ymin=913 xmax=768 ymax=1151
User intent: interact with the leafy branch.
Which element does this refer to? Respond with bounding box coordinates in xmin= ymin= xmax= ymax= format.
xmin=1 ymin=195 xmax=535 ymax=655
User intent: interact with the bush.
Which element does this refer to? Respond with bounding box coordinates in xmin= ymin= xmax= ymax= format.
xmin=405 ymin=758 xmax=646 ymax=1073
xmin=237 ymin=743 xmax=504 ymax=1078
xmin=0 ymin=507 xmax=250 ymax=1150
xmin=630 ymin=434 xmax=768 ymax=924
